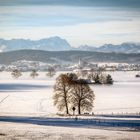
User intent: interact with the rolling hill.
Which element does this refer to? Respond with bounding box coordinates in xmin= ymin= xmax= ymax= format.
xmin=0 ymin=50 xmax=139 ymax=65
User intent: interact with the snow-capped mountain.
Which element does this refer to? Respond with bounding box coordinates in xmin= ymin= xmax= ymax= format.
xmin=77 ymin=45 xmax=96 ymax=51
xmin=0 ymin=36 xmax=72 ymax=52
xmin=0 ymin=36 xmax=140 ymax=53
xmin=97 ymin=43 xmax=140 ymax=53
xmin=78 ymin=43 xmax=140 ymax=53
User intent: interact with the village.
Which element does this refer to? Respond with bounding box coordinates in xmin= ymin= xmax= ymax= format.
xmin=0 ymin=59 xmax=140 ymax=72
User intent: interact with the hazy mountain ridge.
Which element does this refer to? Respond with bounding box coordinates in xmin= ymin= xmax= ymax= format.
xmin=78 ymin=43 xmax=140 ymax=53
xmin=0 ymin=50 xmax=139 ymax=65
xmin=0 ymin=37 xmax=140 ymax=53
xmin=0 ymin=36 xmax=71 ymax=52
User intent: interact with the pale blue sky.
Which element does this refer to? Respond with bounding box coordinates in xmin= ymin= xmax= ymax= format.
xmin=0 ymin=0 xmax=140 ymax=46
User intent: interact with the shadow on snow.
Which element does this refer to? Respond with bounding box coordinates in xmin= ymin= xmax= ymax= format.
xmin=0 ymin=83 xmax=48 ymax=92
xmin=0 ymin=116 xmax=139 ymax=131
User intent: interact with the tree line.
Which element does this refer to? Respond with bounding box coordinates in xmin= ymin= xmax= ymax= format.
xmin=77 ymin=69 xmax=113 ymax=84
xmin=10 ymin=67 xmax=113 ymax=85
xmin=11 ymin=67 xmax=56 ymax=79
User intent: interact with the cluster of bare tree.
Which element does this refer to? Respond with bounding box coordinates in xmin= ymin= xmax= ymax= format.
xmin=11 ymin=67 xmax=56 ymax=79
xmin=11 ymin=69 xmax=22 ymax=79
xmin=53 ymin=73 xmax=95 ymax=115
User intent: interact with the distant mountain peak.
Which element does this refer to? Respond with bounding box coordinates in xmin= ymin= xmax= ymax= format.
xmin=0 ymin=36 xmax=72 ymax=52
xmin=77 ymin=42 xmax=140 ymax=53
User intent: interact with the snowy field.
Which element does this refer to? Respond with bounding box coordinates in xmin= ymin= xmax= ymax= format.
xmin=0 ymin=121 xmax=140 ymax=140
xmin=0 ymin=71 xmax=140 ymax=116
xmin=0 ymin=71 xmax=140 ymax=139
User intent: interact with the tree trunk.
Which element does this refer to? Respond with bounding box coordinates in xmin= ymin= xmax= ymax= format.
xmin=78 ymin=101 xmax=81 ymax=115
xmin=65 ymin=101 xmax=69 ymax=115
xmin=64 ymin=92 xmax=69 ymax=115
xmin=64 ymin=85 xmax=69 ymax=115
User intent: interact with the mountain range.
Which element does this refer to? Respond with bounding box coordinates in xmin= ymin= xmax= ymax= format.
xmin=0 ymin=36 xmax=140 ymax=53
xmin=0 ymin=36 xmax=71 ymax=52
xmin=78 ymin=43 xmax=140 ymax=53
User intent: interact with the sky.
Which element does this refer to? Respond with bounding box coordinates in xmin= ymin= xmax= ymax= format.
xmin=0 ymin=0 xmax=140 ymax=47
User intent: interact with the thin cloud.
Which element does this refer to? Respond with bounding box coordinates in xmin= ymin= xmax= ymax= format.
xmin=0 ymin=1 xmax=140 ymax=46
xmin=0 ymin=6 xmax=139 ymax=27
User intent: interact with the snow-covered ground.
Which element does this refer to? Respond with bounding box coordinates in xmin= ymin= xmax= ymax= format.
xmin=0 ymin=71 xmax=140 ymax=139
xmin=92 ymin=71 xmax=140 ymax=114
xmin=0 ymin=71 xmax=140 ymax=116
xmin=0 ymin=121 xmax=139 ymax=140
xmin=0 ymin=121 xmax=140 ymax=140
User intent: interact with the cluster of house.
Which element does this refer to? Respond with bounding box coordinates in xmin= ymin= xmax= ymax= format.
xmin=0 ymin=60 xmax=59 ymax=72
xmin=0 ymin=59 xmax=140 ymax=72
xmin=69 ymin=59 xmax=140 ymax=72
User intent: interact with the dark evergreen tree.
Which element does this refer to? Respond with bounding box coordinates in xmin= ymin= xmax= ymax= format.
xmin=106 ymin=74 xmax=113 ymax=84
xmin=94 ymin=74 xmax=102 ymax=84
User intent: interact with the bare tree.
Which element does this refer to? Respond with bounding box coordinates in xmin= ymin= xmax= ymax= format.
xmin=53 ymin=73 xmax=95 ymax=115
xmin=46 ymin=67 xmax=56 ymax=78
xmin=30 ymin=69 xmax=39 ymax=79
xmin=53 ymin=74 xmax=72 ymax=115
xmin=11 ymin=69 xmax=22 ymax=79
xmin=70 ymin=79 xmax=95 ymax=115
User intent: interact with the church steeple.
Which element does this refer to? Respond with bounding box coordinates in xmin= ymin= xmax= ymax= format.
xmin=79 ymin=58 xmax=81 ymax=67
